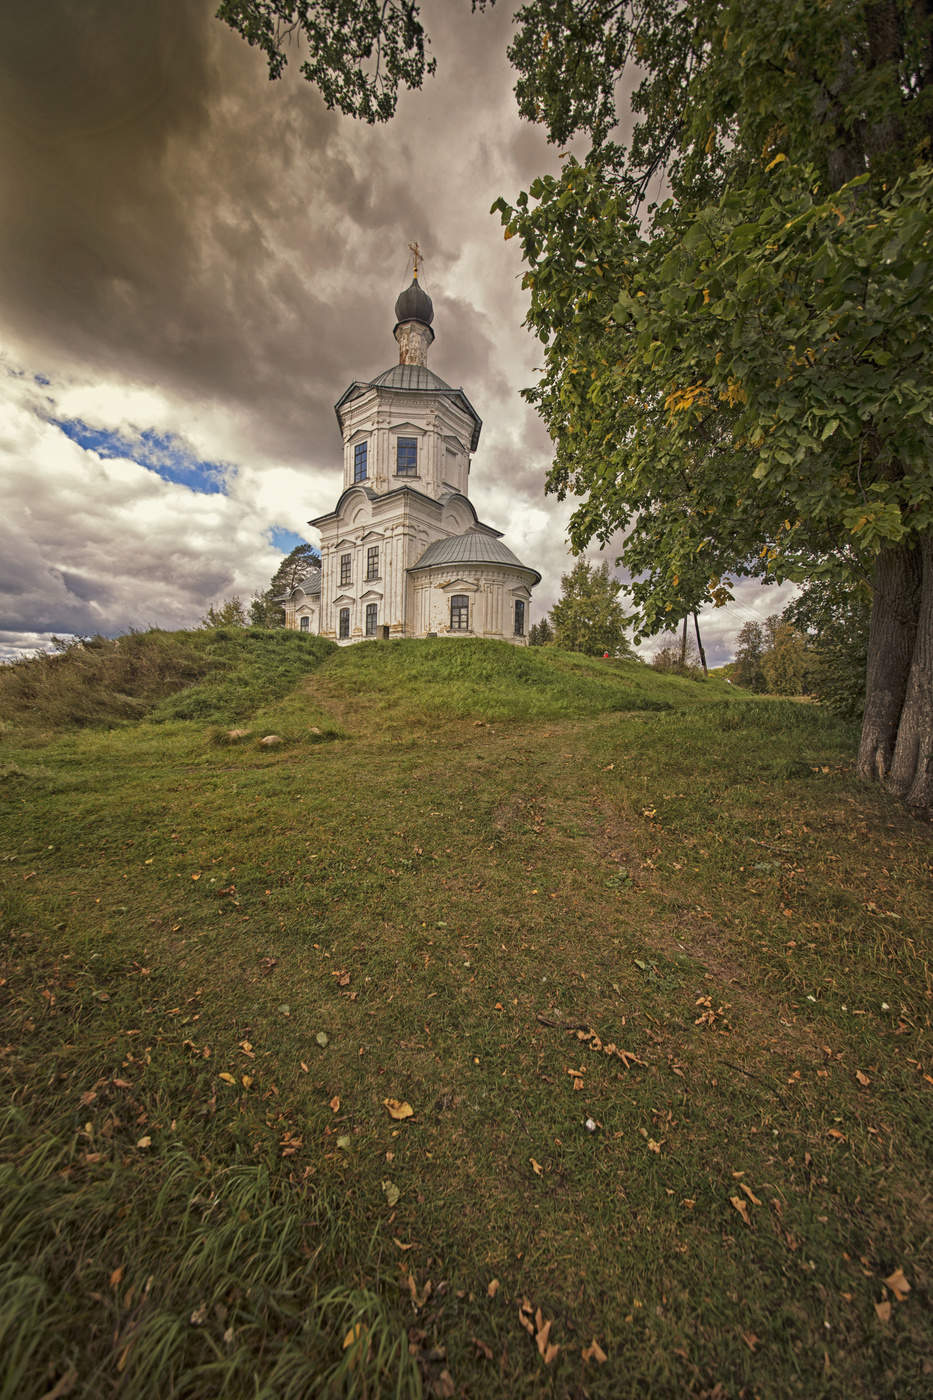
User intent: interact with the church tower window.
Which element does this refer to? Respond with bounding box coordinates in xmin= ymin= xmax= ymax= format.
xmin=450 ymin=595 xmax=469 ymax=631
xmin=340 ymin=553 xmax=351 ymax=586
xmin=354 ymin=442 xmax=368 ymax=482
xmin=365 ymin=603 xmax=378 ymax=636
xmin=396 ymin=438 xmax=417 ymax=476
xmin=299 ymin=616 xmax=310 ymax=632
xmin=338 ymin=607 xmax=350 ymax=639
xmin=366 ymin=546 xmax=379 ymax=580
xmin=514 ymin=600 xmax=525 ymax=636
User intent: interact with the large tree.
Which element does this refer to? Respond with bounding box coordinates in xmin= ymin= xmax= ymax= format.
xmin=493 ymin=1 xmax=933 ymax=811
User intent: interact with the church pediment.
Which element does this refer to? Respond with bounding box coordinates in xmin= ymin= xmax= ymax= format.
xmin=360 ymin=588 xmax=383 ymax=602
xmin=437 ymin=577 xmax=480 ymax=594
xmin=510 ymin=584 xmax=533 ymax=600
xmin=388 ymin=420 xmax=423 ymax=435
xmin=360 ymin=528 xmax=385 ymax=542
xmin=332 ymin=591 xmax=355 ymax=606
xmin=442 ymin=434 xmax=467 ymax=454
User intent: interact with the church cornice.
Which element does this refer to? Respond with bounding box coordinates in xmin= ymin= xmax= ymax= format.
xmin=310 ymin=484 xmax=499 ymax=532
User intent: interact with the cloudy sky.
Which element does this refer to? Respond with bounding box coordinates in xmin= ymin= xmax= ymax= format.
xmin=0 ymin=0 xmax=792 ymax=664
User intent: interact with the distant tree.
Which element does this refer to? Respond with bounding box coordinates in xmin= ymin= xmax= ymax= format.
xmin=550 ymin=559 xmax=631 ymax=657
xmin=250 ymin=543 xmax=321 ymax=628
xmin=785 ymin=577 xmax=871 ymax=722
xmin=248 ymin=591 xmax=283 ymax=627
xmin=528 ymin=617 xmax=553 ymax=646
xmin=201 ymin=596 xmax=248 ymax=628
xmin=761 ymin=621 xmax=813 ymax=696
xmin=732 ymin=622 xmax=767 ymax=693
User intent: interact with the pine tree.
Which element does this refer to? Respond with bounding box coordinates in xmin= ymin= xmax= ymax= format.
xmin=250 ymin=544 xmax=321 ymax=628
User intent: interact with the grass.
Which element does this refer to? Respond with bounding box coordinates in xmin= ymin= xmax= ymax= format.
xmin=1 ymin=632 xmax=930 ymax=1398
xmin=0 ymin=627 xmax=336 ymax=735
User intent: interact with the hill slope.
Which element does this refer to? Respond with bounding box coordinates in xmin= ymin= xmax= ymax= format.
xmin=1 ymin=632 xmax=929 ymax=1399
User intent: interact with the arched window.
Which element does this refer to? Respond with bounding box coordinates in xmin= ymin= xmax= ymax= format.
xmin=514 ymin=600 xmax=525 ymax=636
xmin=365 ymin=603 xmax=377 ymax=636
xmin=338 ymin=607 xmax=350 ymax=639
xmin=450 ymin=595 xmax=469 ymax=631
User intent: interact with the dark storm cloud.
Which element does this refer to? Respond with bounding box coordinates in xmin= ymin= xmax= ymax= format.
xmin=0 ymin=1 xmax=532 ymax=478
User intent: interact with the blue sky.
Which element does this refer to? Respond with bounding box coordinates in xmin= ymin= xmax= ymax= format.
xmin=50 ymin=418 xmax=232 ymax=495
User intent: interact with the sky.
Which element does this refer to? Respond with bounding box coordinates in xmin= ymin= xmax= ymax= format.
xmin=0 ymin=0 xmax=794 ymax=665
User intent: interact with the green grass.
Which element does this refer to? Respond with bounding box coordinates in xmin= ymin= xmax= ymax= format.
xmin=1 ymin=633 xmax=930 ymax=1398
xmin=0 ymin=627 xmax=336 ymax=735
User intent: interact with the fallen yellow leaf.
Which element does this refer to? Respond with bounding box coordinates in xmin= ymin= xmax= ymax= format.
xmin=487 ymin=1278 xmax=500 ymax=1298
xmin=730 ymin=1195 xmax=751 ymax=1226
xmin=218 ymin=1072 xmax=235 ymax=1085
xmin=383 ymin=1098 xmax=414 ymax=1120
xmin=884 ymin=1267 xmax=910 ymax=1302
xmin=582 ymin=1338 xmax=608 ymax=1363
xmin=529 ymin=1157 xmax=543 ymax=1176
xmin=855 ymin=1070 xmax=871 ymax=1087
xmin=874 ymin=1299 xmax=892 ymax=1323
xmin=329 ymin=1095 xmax=341 ymax=1113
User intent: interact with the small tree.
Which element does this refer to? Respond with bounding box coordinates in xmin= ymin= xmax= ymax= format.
xmin=761 ymin=621 xmax=813 ymax=696
xmin=201 ymin=596 xmax=248 ymax=628
xmin=550 ymin=559 xmax=631 ymax=657
xmin=529 ymin=617 xmax=554 ymax=646
xmin=732 ymin=622 xmax=767 ymax=693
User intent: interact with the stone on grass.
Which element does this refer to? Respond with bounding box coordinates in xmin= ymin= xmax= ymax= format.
xmin=259 ymin=734 xmax=283 ymax=747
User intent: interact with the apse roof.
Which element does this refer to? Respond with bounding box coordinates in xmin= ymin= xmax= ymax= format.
xmin=409 ymin=532 xmax=541 ymax=582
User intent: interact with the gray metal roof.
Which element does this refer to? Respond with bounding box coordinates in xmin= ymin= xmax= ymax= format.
xmin=334 ymin=365 xmax=483 ymax=451
xmin=369 ymin=363 xmax=450 ymax=392
xmin=409 ymin=532 xmax=541 ymax=583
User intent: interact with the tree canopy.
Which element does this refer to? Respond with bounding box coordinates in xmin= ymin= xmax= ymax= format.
xmin=493 ymin=0 xmax=933 ymax=809
xmin=216 ymin=1 xmax=492 ymax=122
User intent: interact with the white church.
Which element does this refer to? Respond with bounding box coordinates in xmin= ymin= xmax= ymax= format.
xmin=282 ymin=267 xmax=540 ymax=644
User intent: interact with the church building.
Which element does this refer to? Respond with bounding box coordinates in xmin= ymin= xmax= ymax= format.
xmin=282 ymin=267 xmax=540 ymax=644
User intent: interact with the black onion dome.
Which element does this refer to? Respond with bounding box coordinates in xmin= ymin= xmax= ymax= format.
xmin=394 ymin=277 xmax=434 ymax=326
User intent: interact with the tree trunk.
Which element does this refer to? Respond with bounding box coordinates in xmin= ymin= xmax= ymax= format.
xmin=857 ymin=540 xmax=921 ymax=784
xmin=885 ymin=532 xmax=933 ymax=812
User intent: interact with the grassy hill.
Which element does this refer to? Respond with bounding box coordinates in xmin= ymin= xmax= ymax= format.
xmin=1 ymin=631 xmax=929 ymax=1398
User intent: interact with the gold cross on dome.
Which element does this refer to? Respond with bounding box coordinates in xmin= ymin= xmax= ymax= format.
xmin=408 ymin=241 xmax=423 ymax=279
